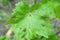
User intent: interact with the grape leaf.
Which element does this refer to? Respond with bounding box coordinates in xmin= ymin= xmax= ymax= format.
xmin=12 ymin=13 xmax=52 ymax=40
xmin=11 ymin=2 xmax=56 ymax=40
xmin=6 ymin=1 xmax=59 ymax=40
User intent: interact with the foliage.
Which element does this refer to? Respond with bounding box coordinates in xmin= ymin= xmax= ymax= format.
xmin=0 ymin=0 xmax=11 ymax=3
xmin=0 ymin=11 xmax=8 ymax=22
xmin=55 ymin=5 xmax=60 ymax=18
xmin=0 ymin=36 xmax=10 ymax=40
xmin=42 ymin=34 xmax=58 ymax=40
xmin=6 ymin=0 xmax=60 ymax=40
xmin=6 ymin=1 xmax=30 ymax=24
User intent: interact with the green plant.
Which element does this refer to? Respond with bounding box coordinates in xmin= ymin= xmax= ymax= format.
xmin=0 ymin=36 xmax=10 ymax=40
xmin=6 ymin=0 xmax=60 ymax=40
xmin=0 ymin=0 xmax=11 ymax=3
xmin=0 ymin=11 xmax=8 ymax=22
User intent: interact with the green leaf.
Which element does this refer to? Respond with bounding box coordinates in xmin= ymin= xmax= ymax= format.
xmin=47 ymin=34 xmax=58 ymax=40
xmin=42 ymin=34 xmax=58 ymax=40
xmin=31 ymin=3 xmax=40 ymax=11
xmin=32 ymin=2 xmax=55 ymax=19
xmin=6 ymin=1 xmax=58 ymax=40
xmin=6 ymin=1 xmax=30 ymax=24
xmin=12 ymin=13 xmax=52 ymax=40
xmin=41 ymin=0 xmax=50 ymax=4
xmin=55 ymin=5 xmax=60 ymax=18
xmin=47 ymin=1 xmax=60 ymax=18
xmin=0 ymin=36 xmax=10 ymax=40
xmin=12 ymin=2 xmax=56 ymax=40
xmin=54 ymin=0 xmax=60 ymax=3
